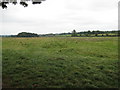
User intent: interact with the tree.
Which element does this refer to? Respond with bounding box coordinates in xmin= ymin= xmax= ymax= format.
xmin=88 ymin=30 xmax=91 ymax=34
xmin=106 ymin=33 xmax=109 ymax=36
xmin=0 ymin=0 xmax=46 ymax=9
xmin=95 ymin=33 xmax=98 ymax=37
xmin=17 ymin=32 xmax=39 ymax=37
xmin=71 ymin=30 xmax=77 ymax=37
xmin=87 ymin=30 xmax=91 ymax=36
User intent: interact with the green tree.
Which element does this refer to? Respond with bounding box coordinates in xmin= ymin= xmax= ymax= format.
xmin=95 ymin=34 xmax=98 ymax=37
xmin=71 ymin=30 xmax=77 ymax=37
xmin=87 ymin=30 xmax=91 ymax=36
xmin=106 ymin=33 xmax=109 ymax=36
xmin=17 ymin=32 xmax=39 ymax=37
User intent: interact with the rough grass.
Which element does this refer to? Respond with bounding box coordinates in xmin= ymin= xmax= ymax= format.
xmin=2 ymin=37 xmax=118 ymax=88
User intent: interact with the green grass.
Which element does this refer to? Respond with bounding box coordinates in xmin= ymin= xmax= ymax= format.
xmin=2 ymin=37 xmax=118 ymax=88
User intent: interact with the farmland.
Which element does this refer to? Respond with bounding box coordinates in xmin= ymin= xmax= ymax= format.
xmin=2 ymin=37 xmax=118 ymax=88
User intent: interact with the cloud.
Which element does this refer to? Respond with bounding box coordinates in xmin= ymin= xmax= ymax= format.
xmin=0 ymin=0 xmax=118 ymax=35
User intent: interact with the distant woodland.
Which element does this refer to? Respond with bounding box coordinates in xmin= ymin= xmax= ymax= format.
xmin=1 ymin=30 xmax=119 ymax=37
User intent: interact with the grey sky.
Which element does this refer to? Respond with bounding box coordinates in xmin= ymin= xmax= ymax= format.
xmin=0 ymin=0 xmax=119 ymax=35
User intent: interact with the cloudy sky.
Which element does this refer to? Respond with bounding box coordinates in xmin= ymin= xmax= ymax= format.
xmin=0 ymin=0 xmax=119 ymax=35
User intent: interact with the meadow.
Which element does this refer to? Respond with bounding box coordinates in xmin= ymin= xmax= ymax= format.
xmin=2 ymin=37 xmax=118 ymax=88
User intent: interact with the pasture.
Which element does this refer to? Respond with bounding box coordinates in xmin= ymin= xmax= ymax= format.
xmin=2 ymin=37 xmax=118 ymax=88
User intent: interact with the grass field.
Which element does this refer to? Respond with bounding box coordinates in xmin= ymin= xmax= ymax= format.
xmin=2 ymin=37 xmax=118 ymax=88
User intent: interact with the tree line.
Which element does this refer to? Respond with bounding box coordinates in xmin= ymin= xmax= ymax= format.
xmin=71 ymin=30 xmax=119 ymax=37
xmin=1 ymin=30 xmax=119 ymax=37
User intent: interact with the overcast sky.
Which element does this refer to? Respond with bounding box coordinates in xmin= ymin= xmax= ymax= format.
xmin=0 ymin=0 xmax=119 ymax=35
